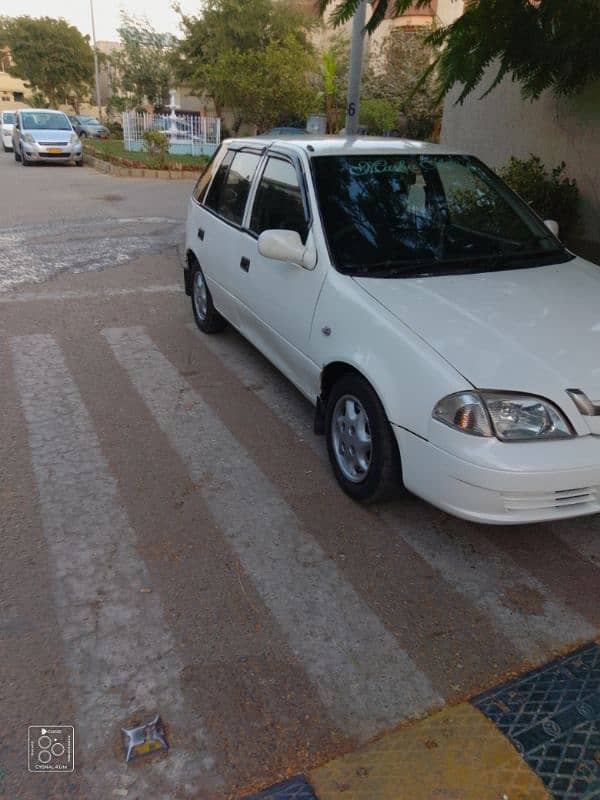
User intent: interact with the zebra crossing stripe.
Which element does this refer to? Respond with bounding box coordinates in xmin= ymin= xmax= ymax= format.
xmin=187 ymin=324 xmax=596 ymax=658
xmin=104 ymin=326 xmax=441 ymax=742
xmin=10 ymin=334 xmax=219 ymax=799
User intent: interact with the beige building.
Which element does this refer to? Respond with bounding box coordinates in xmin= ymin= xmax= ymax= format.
xmin=0 ymin=48 xmax=32 ymax=112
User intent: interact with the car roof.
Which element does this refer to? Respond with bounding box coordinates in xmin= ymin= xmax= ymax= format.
xmin=225 ymin=135 xmax=467 ymax=157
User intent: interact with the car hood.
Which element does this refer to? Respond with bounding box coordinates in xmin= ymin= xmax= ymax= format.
xmin=354 ymin=256 xmax=600 ymax=415
xmin=29 ymin=129 xmax=72 ymax=141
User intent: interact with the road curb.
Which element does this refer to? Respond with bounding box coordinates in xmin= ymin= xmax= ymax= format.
xmin=243 ymin=642 xmax=600 ymax=799
xmin=84 ymin=152 xmax=201 ymax=180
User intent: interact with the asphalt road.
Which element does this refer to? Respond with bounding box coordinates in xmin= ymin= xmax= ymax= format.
xmin=0 ymin=152 xmax=599 ymax=800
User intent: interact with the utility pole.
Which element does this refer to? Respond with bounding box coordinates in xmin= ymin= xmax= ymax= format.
xmin=344 ymin=0 xmax=368 ymax=135
xmin=90 ymin=0 xmax=102 ymax=121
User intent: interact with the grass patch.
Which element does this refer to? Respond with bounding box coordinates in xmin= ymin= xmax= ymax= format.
xmin=84 ymin=139 xmax=209 ymax=171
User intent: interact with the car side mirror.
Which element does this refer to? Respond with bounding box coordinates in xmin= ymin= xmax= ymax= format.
xmin=544 ymin=219 xmax=560 ymax=238
xmin=258 ymin=229 xmax=317 ymax=270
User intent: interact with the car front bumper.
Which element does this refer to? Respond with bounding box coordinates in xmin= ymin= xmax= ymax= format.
xmin=395 ymin=425 xmax=600 ymax=525
xmin=23 ymin=144 xmax=82 ymax=162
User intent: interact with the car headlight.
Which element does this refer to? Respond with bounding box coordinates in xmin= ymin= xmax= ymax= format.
xmin=23 ymin=133 xmax=35 ymax=144
xmin=433 ymin=391 xmax=574 ymax=441
xmin=70 ymin=133 xmax=80 ymax=145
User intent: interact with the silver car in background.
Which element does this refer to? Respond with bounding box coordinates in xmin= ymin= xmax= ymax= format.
xmin=12 ymin=109 xmax=83 ymax=166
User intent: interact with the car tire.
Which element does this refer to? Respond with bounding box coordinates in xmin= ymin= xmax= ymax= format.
xmin=190 ymin=262 xmax=227 ymax=334
xmin=14 ymin=148 xmax=21 ymax=162
xmin=325 ymin=373 xmax=402 ymax=503
xmin=76 ymin=158 xmax=84 ymax=167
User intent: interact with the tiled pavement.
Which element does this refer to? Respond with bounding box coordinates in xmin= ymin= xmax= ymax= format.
xmin=245 ymin=643 xmax=600 ymax=800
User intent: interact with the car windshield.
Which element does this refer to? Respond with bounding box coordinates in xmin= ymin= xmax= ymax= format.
xmin=2 ymin=112 xmax=15 ymax=124
xmin=21 ymin=112 xmax=71 ymax=131
xmin=79 ymin=116 xmax=100 ymax=125
xmin=312 ymin=154 xmax=573 ymax=277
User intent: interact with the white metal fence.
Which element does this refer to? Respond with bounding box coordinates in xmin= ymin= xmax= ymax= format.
xmin=122 ymin=111 xmax=221 ymax=157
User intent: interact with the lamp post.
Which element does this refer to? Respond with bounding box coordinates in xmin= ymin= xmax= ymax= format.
xmin=344 ymin=0 xmax=368 ymax=135
xmin=89 ymin=0 xmax=102 ymax=121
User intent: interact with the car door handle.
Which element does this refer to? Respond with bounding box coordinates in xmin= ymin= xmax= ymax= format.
xmin=197 ymin=227 xmax=205 ymax=241
xmin=240 ymin=257 xmax=250 ymax=273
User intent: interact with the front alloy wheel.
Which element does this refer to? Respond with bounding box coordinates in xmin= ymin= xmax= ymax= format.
xmin=325 ymin=373 xmax=402 ymax=503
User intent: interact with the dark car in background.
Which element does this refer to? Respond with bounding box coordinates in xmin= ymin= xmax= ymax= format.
xmin=69 ymin=115 xmax=110 ymax=139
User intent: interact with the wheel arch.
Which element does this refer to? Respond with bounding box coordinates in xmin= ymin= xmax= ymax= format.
xmin=184 ymin=249 xmax=199 ymax=295
xmin=315 ymin=360 xmax=391 ymax=436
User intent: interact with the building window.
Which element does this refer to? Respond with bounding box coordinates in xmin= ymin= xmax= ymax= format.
xmin=13 ymin=91 xmax=24 ymax=102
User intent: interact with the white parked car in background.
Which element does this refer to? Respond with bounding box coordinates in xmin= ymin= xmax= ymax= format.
xmin=1 ymin=110 xmax=15 ymax=151
xmin=184 ymin=136 xmax=600 ymax=525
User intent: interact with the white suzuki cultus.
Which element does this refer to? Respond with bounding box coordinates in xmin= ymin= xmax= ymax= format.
xmin=184 ymin=137 xmax=600 ymax=525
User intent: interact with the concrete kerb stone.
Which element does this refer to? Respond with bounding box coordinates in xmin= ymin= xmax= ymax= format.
xmin=84 ymin=152 xmax=201 ymax=180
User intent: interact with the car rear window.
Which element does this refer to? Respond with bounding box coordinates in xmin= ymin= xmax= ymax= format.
xmin=2 ymin=112 xmax=15 ymax=124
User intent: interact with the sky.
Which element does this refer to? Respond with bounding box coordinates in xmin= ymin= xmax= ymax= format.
xmin=0 ymin=0 xmax=200 ymax=41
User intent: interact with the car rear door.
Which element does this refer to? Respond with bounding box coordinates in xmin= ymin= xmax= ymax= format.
xmin=186 ymin=145 xmax=264 ymax=327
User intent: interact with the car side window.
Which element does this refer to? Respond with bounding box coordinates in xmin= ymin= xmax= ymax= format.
xmin=206 ymin=150 xmax=262 ymax=226
xmin=193 ymin=147 xmax=227 ymax=204
xmin=250 ymin=157 xmax=309 ymax=243
xmin=203 ymin=149 xmax=234 ymax=212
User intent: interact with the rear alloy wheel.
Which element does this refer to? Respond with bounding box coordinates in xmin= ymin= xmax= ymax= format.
xmin=326 ymin=373 xmax=402 ymax=503
xmin=191 ymin=262 xmax=227 ymax=334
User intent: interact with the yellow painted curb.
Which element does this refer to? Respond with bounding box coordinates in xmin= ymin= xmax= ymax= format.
xmin=309 ymin=704 xmax=551 ymax=800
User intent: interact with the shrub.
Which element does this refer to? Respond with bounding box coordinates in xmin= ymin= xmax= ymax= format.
xmin=359 ymin=98 xmax=397 ymax=134
xmin=141 ymin=129 xmax=170 ymax=170
xmin=498 ymin=155 xmax=580 ymax=240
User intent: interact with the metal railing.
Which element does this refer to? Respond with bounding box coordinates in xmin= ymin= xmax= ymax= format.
xmin=122 ymin=111 xmax=221 ymax=157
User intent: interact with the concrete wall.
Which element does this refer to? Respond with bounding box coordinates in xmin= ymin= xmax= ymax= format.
xmin=441 ymin=72 xmax=600 ymax=261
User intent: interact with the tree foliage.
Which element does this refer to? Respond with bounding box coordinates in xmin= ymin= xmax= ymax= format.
xmin=311 ymin=37 xmax=349 ymax=132
xmin=203 ymin=35 xmax=315 ymax=131
xmin=0 ymin=16 xmax=93 ymax=108
xmin=363 ymin=28 xmax=440 ymax=137
xmin=173 ymin=0 xmax=316 ymax=130
xmin=319 ymin=0 xmax=600 ymax=102
xmin=111 ymin=13 xmax=174 ymax=111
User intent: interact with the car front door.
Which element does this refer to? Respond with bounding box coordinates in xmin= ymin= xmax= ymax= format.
xmin=237 ymin=152 xmax=327 ymax=398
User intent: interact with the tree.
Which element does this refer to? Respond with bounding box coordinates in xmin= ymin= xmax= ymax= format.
xmin=0 ymin=16 xmax=93 ymax=108
xmin=319 ymin=0 xmax=600 ymax=102
xmin=203 ymin=35 xmax=316 ymax=131
xmin=363 ymin=28 xmax=441 ymax=138
xmin=111 ymin=13 xmax=174 ymax=111
xmin=173 ymin=0 xmax=315 ymax=126
xmin=313 ymin=36 xmax=350 ymax=132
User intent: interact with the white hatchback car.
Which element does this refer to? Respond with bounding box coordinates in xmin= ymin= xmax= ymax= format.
xmin=1 ymin=110 xmax=15 ymax=151
xmin=184 ymin=137 xmax=600 ymax=525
